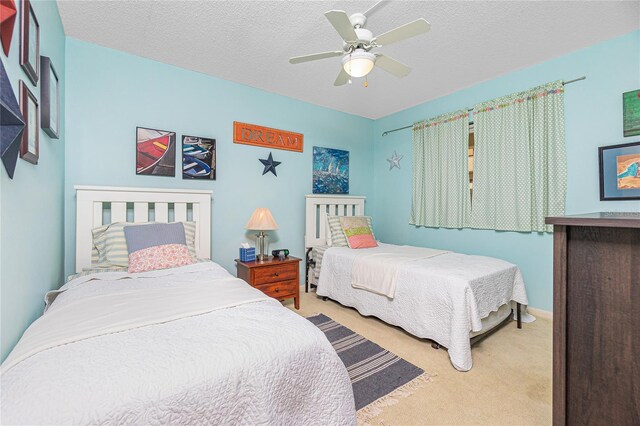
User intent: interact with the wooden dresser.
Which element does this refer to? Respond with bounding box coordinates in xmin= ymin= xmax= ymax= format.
xmin=545 ymin=213 xmax=640 ymax=426
xmin=235 ymin=256 xmax=301 ymax=310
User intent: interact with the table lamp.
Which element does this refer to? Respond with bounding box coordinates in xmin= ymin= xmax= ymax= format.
xmin=245 ymin=208 xmax=278 ymax=261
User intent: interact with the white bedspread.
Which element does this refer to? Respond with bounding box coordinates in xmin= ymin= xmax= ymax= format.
xmin=351 ymin=245 xmax=449 ymax=298
xmin=1 ymin=262 xmax=356 ymax=425
xmin=316 ymin=243 xmax=528 ymax=371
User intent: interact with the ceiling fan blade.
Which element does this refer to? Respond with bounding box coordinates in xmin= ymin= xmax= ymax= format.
xmin=363 ymin=1 xmax=389 ymax=18
xmin=325 ymin=10 xmax=358 ymax=42
xmin=334 ymin=68 xmax=350 ymax=86
xmin=374 ymin=54 xmax=411 ymax=78
xmin=289 ymin=51 xmax=343 ymax=64
xmin=373 ymin=18 xmax=431 ymax=46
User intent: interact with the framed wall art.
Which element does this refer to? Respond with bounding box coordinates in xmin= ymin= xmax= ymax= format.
xmin=599 ymin=141 xmax=640 ymax=201
xmin=19 ymin=80 xmax=38 ymax=164
xmin=623 ymin=89 xmax=640 ymax=137
xmin=20 ymin=0 xmax=39 ymax=85
xmin=136 ymin=127 xmax=176 ymax=176
xmin=312 ymin=146 xmax=349 ymax=194
xmin=40 ymin=56 xmax=59 ymax=139
xmin=182 ymin=135 xmax=216 ymax=180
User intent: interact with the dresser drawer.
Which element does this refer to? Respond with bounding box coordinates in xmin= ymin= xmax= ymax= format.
xmin=256 ymin=279 xmax=298 ymax=298
xmin=253 ymin=263 xmax=298 ymax=285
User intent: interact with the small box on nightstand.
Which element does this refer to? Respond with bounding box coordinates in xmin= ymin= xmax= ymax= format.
xmin=239 ymin=247 xmax=256 ymax=262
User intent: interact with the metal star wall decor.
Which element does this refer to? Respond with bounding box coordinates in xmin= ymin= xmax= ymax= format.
xmin=0 ymin=58 xmax=25 ymax=179
xmin=387 ymin=150 xmax=403 ymax=171
xmin=259 ymin=152 xmax=281 ymax=176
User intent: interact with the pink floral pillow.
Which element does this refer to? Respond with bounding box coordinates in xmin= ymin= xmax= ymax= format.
xmin=339 ymin=216 xmax=378 ymax=249
xmin=124 ymin=223 xmax=195 ymax=273
xmin=128 ymin=244 xmax=194 ymax=273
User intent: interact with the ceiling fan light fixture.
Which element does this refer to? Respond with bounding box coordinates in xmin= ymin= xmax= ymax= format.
xmin=342 ymin=50 xmax=375 ymax=78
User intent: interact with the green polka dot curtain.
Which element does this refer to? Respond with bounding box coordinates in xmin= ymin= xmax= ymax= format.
xmin=411 ymin=110 xmax=471 ymax=228
xmin=469 ymin=81 xmax=566 ymax=232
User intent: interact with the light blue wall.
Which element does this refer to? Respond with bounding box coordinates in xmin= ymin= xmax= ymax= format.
xmin=0 ymin=1 xmax=66 ymax=361
xmin=64 ymin=38 xmax=374 ymax=278
xmin=372 ymin=30 xmax=640 ymax=311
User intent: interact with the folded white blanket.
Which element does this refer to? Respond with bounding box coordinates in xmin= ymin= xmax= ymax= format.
xmin=2 ymin=263 xmax=269 ymax=374
xmin=351 ymin=245 xmax=449 ymax=298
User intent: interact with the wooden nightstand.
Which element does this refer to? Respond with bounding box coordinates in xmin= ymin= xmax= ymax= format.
xmin=235 ymin=256 xmax=301 ymax=310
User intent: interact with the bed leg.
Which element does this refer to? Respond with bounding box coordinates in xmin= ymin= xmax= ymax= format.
xmin=304 ymin=248 xmax=313 ymax=293
xmin=516 ymin=302 xmax=522 ymax=329
xmin=322 ymin=297 xmax=328 ymax=301
xmin=431 ymin=342 xmax=441 ymax=350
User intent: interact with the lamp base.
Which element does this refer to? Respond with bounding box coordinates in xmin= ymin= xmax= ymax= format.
xmin=255 ymin=231 xmax=269 ymax=261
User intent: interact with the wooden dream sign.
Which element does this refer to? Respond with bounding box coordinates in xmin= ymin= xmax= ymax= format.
xmin=233 ymin=121 xmax=303 ymax=153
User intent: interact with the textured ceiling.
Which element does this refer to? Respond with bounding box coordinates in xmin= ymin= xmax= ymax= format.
xmin=57 ymin=1 xmax=640 ymax=119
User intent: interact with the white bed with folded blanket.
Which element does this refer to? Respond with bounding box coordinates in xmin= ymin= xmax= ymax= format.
xmin=304 ymin=194 xmax=533 ymax=372
xmin=1 ymin=187 xmax=356 ymax=425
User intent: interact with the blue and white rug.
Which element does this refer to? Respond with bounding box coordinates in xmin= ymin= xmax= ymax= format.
xmin=307 ymin=314 xmax=431 ymax=422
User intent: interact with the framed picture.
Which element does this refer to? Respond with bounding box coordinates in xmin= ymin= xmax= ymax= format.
xmin=182 ymin=135 xmax=216 ymax=180
xmin=40 ymin=56 xmax=59 ymax=139
xmin=136 ymin=127 xmax=176 ymax=176
xmin=19 ymin=80 xmax=38 ymax=164
xmin=599 ymin=141 xmax=640 ymax=200
xmin=623 ymin=89 xmax=640 ymax=137
xmin=313 ymin=146 xmax=349 ymax=194
xmin=20 ymin=0 xmax=39 ymax=85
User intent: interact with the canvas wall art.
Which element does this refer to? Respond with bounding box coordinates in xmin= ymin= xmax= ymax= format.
xmin=313 ymin=146 xmax=349 ymax=194
xmin=182 ymin=135 xmax=216 ymax=180
xmin=599 ymin=141 xmax=640 ymax=200
xmin=136 ymin=127 xmax=176 ymax=176
xmin=623 ymin=89 xmax=640 ymax=137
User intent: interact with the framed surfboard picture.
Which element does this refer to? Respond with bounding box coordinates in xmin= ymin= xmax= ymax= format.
xmin=599 ymin=141 xmax=640 ymax=200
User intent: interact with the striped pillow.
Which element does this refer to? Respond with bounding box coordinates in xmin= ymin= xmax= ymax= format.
xmin=327 ymin=215 xmax=374 ymax=247
xmin=91 ymin=221 xmax=197 ymax=267
xmin=339 ymin=216 xmax=378 ymax=249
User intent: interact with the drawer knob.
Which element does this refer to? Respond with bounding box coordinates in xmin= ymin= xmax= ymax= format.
xmin=274 ymin=272 xmax=279 ymax=277
xmin=275 ymin=288 xmax=280 ymax=292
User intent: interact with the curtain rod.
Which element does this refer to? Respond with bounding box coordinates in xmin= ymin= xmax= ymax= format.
xmin=381 ymin=76 xmax=586 ymax=137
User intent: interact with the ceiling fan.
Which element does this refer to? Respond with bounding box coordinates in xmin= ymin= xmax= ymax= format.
xmin=289 ymin=1 xmax=431 ymax=86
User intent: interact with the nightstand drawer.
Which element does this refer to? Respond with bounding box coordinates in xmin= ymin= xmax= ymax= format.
xmin=256 ymin=279 xmax=298 ymax=298
xmin=253 ymin=263 xmax=298 ymax=285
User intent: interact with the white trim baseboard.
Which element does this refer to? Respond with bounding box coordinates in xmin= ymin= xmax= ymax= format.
xmin=527 ymin=307 xmax=553 ymax=320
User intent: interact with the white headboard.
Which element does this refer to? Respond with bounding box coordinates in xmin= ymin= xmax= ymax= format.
xmin=75 ymin=186 xmax=213 ymax=272
xmin=305 ymin=194 xmax=366 ymax=248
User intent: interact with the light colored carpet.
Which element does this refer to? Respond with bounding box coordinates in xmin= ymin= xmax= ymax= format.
xmin=284 ymin=292 xmax=552 ymax=426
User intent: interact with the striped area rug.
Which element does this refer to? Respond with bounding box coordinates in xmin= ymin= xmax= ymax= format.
xmin=307 ymin=314 xmax=431 ymax=421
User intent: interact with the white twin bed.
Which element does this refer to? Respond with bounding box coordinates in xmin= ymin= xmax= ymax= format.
xmin=1 ymin=187 xmax=356 ymax=425
xmin=304 ymin=195 xmax=532 ymax=372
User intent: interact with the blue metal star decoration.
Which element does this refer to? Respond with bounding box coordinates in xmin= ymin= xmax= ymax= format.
xmin=387 ymin=150 xmax=403 ymax=170
xmin=0 ymin=58 xmax=25 ymax=179
xmin=259 ymin=152 xmax=281 ymax=176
